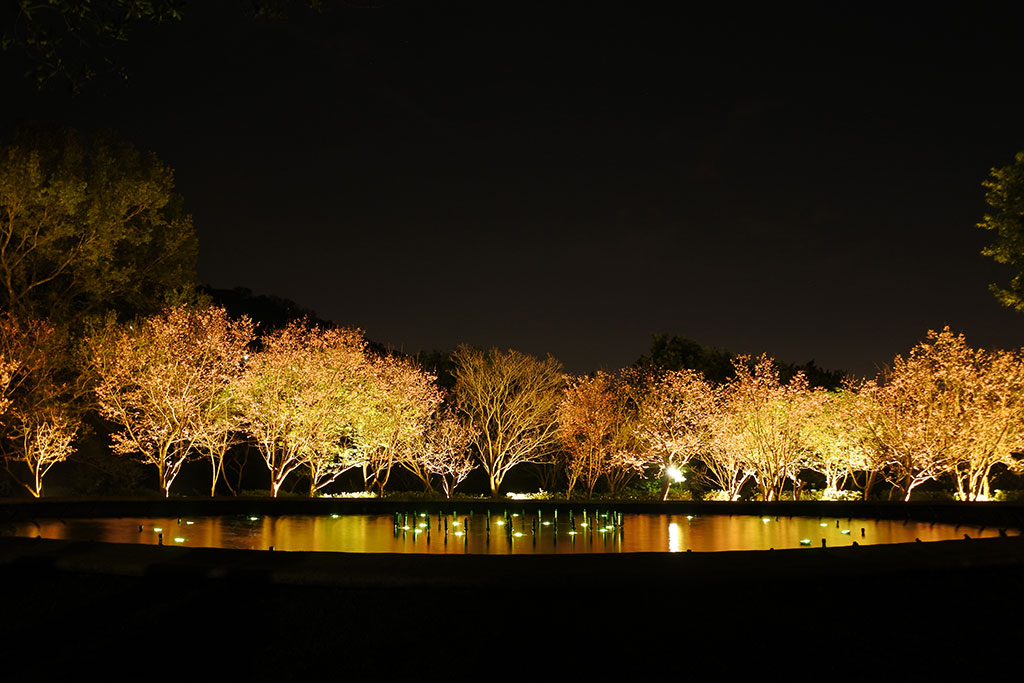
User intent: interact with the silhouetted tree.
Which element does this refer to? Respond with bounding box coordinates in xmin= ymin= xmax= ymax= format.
xmin=979 ymin=150 xmax=1024 ymax=312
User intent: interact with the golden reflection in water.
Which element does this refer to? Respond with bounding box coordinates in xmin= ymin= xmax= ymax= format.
xmin=3 ymin=514 xmax=1017 ymax=554
xmin=668 ymin=522 xmax=681 ymax=552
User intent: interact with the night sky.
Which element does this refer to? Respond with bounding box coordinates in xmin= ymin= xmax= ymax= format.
xmin=5 ymin=3 xmax=1024 ymax=378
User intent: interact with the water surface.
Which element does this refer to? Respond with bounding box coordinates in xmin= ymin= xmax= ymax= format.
xmin=6 ymin=512 xmax=1012 ymax=553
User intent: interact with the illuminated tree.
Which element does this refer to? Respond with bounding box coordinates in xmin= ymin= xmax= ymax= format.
xmin=91 ymin=306 xmax=252 ymax=497
xmin=233 ymin=323 xmax=369 ymax=497
xmin=189 ymin=385 xmax=243 ymax=497
xmin=0 ymin=129 xmax=197 ymax=324
xmin=701 ymin=421 xmax=754 ymax=501
xmin=0 ymin=356 xmax=14 ymax=415
xmin=801 ymin=389 xmax=872 ymax=500
xmin=717 ymin=355 xmax=813 ymax=501
xmin=402 ymin=408 xmax=477 ymax=498
xmin=979 ymin=151 xmax=1024 ymax=312
xmin=861 ymin=328 xmax=1024 ymax=501
xmin=634 ymin=368 xmax=718 ymax=500
xmin=0 ymin=314 xmax=82 ymax=497
xmin=558 ymin=371 xmax=647 ymax=498
xmin=355 ymin=354 xmax=442 ymax=496
xmin=949 ymin=345 xmax=1024 ymax=500
xmin=452 ymin=346 xmax=563 ymax=497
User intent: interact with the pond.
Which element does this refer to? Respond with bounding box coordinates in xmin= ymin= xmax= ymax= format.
xmin=5 ymin=510 xmax=1014 ymax=553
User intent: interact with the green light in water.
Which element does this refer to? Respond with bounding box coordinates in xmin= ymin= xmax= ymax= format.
xmin=820 ymin=523 xmax=828 ymax=527
xmin=153 ymin=527 xmax=163 ymax=532
xmin=840 ymin=530 xmax=851 ymax=535
xmin=185 ymin=521 xmax=195 ymax=525
xmin=173 ymin=537 xmax=185 ymax=543
xmin=686 ymin=515 xmax=694 ymax=520
xmin=330 ymin=514 xmax=340 ymax=519
xmin=761 ymin=517 xmax=771 ymax=523
xmin=248 ymin=516 xmax=259 ymax=521
xmin=800 ymin=539 xmax=811 ymax=545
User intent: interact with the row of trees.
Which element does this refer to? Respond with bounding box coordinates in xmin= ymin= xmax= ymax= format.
xmin=556 ymin=330 xmax=1024 ymax=502
xmin=3 ymin=304 xmax=1022 ymax=502
xmin=0 ymin=307 xmax=547 ymax=499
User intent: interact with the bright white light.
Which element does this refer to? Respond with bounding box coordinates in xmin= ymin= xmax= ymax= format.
xmin=666 ymin=467 xmax=685 ymax=483
xmin=173 ymin=537 xmax=185 ymax=543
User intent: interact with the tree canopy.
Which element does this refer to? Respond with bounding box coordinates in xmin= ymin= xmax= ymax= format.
xmin=979 ymin=150 xmax=1024 ymax=312
xmin=452 ymin=346 xmax=563 ymax=496
xmin=0 ymin=129 xmax=198 ymax=324
xmin=90 ymin=306 xmax=253 ymax=497
xmin=1 ymin=0 xmax=183 ymax=90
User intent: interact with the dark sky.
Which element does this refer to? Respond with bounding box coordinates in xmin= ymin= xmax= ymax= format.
xmin=5 ymin=3 xmax=1024 ymax=377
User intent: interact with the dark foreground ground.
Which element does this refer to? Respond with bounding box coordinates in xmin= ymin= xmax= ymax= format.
xmin=3 ymin=500 xmax=1024 ymax=679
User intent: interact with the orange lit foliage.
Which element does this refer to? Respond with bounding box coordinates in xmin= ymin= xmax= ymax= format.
xmin=0 ymin=356 xmax=13 ymax=415
xmin=453 ymin=346 xmax=563 ymax=497
xmin=0 ymin=314 xmax=80 ymax=497
xmin=91 ymin=306 xmax=252 ymax=497
xmin=635 ymin=368 xmax=718 ymax=500
xmin=860 ymin=328 xmax=1024 ymax=501
xmin=558 ymin=371 xmax=647 ymax=498
xmin=715 ymin=355 xmax=812 ymax=501
xmin=355 ymin=354 xmax=442 ymax=496
xmin=233 ymin=322 xmax=368 ymax=497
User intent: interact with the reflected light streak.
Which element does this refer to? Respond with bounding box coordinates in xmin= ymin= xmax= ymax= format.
xmin=668 ymin=522 xmax=682 ymax=552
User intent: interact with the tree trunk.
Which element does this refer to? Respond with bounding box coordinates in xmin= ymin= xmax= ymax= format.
xmin=863 ymin=470 xmax=876 ymax=501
